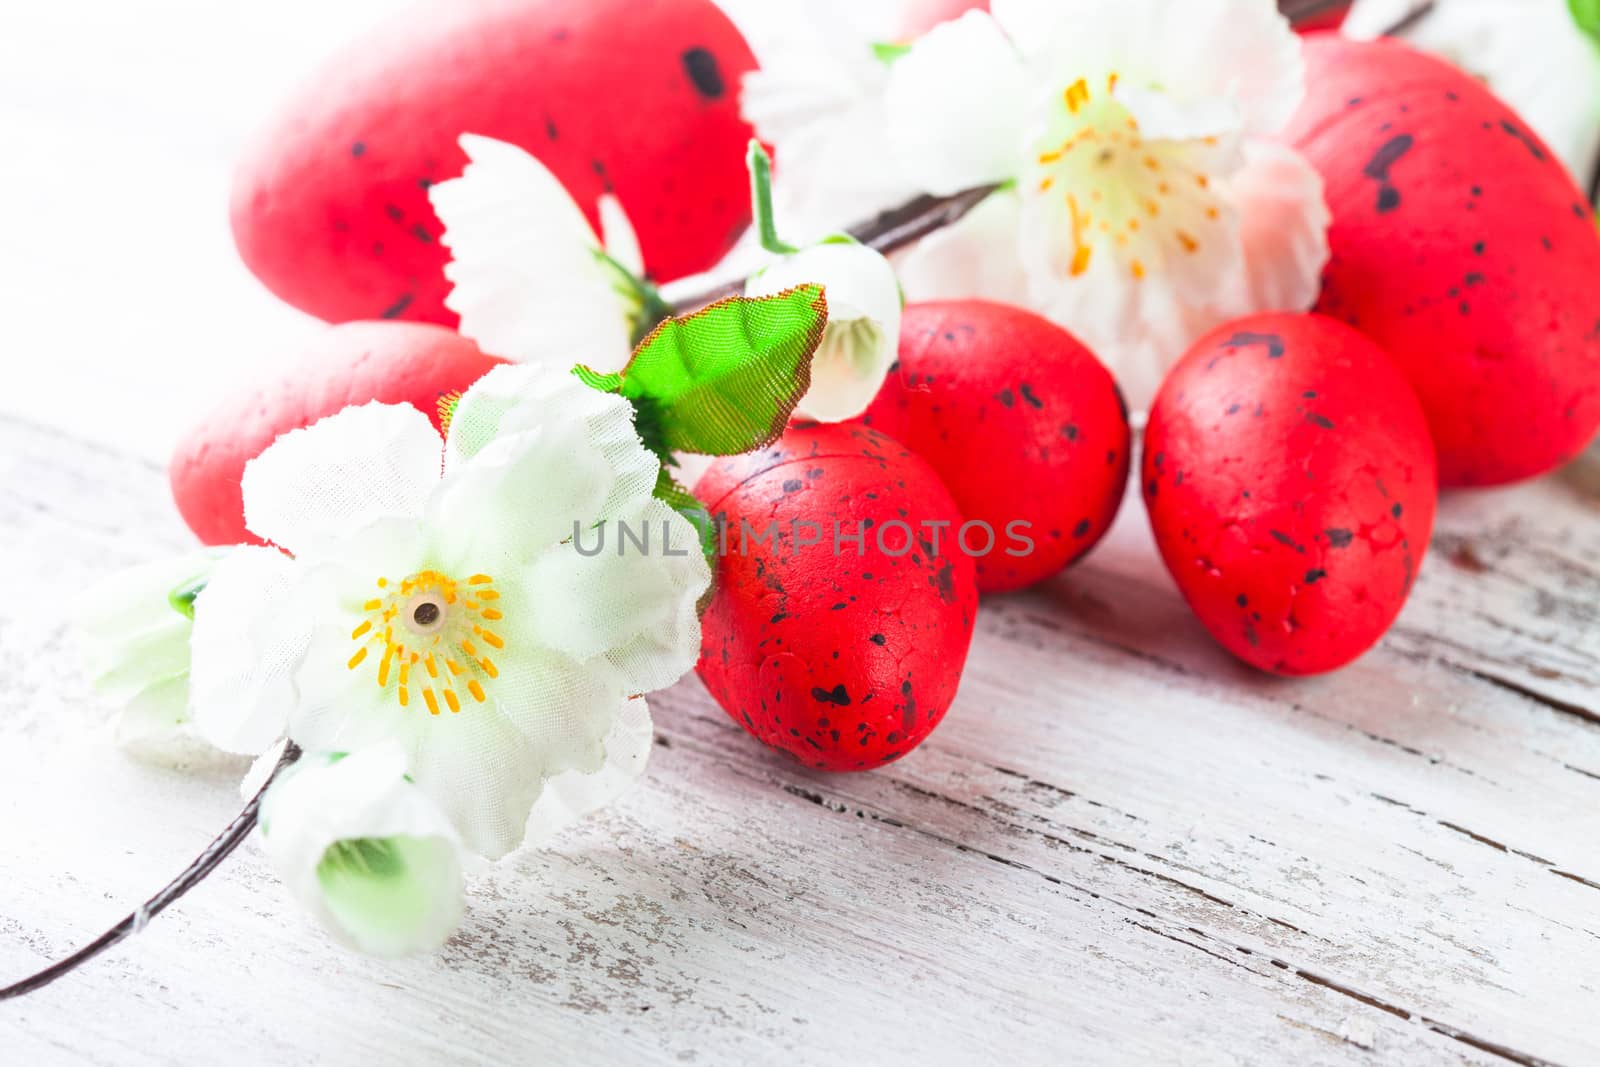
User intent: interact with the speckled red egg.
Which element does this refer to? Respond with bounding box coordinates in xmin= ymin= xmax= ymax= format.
xmin=859 ymin=300 xmax=1131 ymax=594
xmin=695 ymin=425 xmax=979 ymax=771
xmin=170 ymin=322 xmax=504 ymax=546
xmin=231 ymin=0 xmax=757 ymax=325
xmin=1283 ymin=34 xmax=1600 ymax=486
xmin=1143 ymin=313 xmax=1437 ymax=676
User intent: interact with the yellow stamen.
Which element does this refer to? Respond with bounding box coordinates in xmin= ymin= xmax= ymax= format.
xmin=423 ymin=687 xmax=440 ymax=716
xmin=1067 ymin=194 xmax=1092 ymax=277
xmin=1065 ymin=78 xmax=1089 ymax=114
xmin=347 ymin=647 xmax=368 ymax=670
xmin=468 ymin=679 xmax=486 ymax=703
xmin=444 ymin=689 xmax=461 ymax=713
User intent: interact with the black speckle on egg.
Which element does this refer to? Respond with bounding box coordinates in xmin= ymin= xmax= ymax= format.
xmin=682 ymin=47 xmax=726 ymax=99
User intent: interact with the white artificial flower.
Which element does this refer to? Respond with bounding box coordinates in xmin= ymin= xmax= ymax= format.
xmin=429 ymin=134 xmax=648 ymax=373
xmin=74 ymin=549 xmax=225 ymax=759
xmin=740 ymin=0 xmax=923 ymax=242
xmin=189 ymin=367 xmax=710 ymax=860
xmin=885 ymin=0 xmax=1330 ymax=407
xmin=259 ymin=742 xmax=465 ymax=957
xmin=746 ymin=241 xmax=902 ymax=421
xmin=1345 ymin=0 xmax=1600 ymax=186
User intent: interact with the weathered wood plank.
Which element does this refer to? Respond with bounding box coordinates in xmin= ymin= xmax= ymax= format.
xmin=1 ymin=416 xmax=1595 ymax=1065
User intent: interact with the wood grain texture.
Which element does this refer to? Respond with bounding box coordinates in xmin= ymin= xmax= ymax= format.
xmin=0 ymin=417 xmax=1596 ymax=1066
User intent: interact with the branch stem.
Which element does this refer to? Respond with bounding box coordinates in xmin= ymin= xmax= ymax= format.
xmin=0 ymin=741 xmax=302 ymax=1000
xmin=667 ymin=183 xmax=998 ymax=314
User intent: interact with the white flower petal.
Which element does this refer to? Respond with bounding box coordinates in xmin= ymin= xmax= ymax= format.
xmin=1007 ymin=0 xmax=1300 ymax=139
xmin=1092 ymin=0 xmax=1302 ymax=137
xmin=518 ymin=498 xmax=708 ymax=686
xmin=82 ymin=620 xmax=192 ymax=702
xmin=1225 ymin=140 xmax=1330 ymax=316
xmin=430 ymin=133 xmax=636 ymax=371
xmin=897 ymin=189 xmax=1030 ymax=306
xmin=241 ymin=402 xmax=441 ymax=558
xmin=1113 ymin=83 xmax=1243 ymax=146
xmin=524 ymin=696 xmax=654 ymax=845
xmin=398 ymin=651 xmax=630 ymax=859
xmin=435 ymin=366 xmax=659 ymax=566
xmin=260 ymin=743 xmax=465 ymax=958
xmin=280 ymin=520 xmax=434 ymax=753
xmin=747 ymin=242 xmax=903 ymax=421
xmin=188 ymin=545 xmax=308 ymax=755
xmin=74 ymin=550 xmax=219 ymax=648
xmin=1028 ymin=255 xmax=1192 ymax=412
xmin=742 ymin=20 xmax=919 ymax=241
xmin=988 ymin=0 xmax=1071 ymax=58
xmin=112 ymin=675 xmax=194 ymax=752
xmin=885 ymin=11 xmax=1029 ymax=194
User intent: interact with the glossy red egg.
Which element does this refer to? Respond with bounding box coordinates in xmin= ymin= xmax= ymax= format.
xmin=860 ymin=300 xmax=1131 ymax=593
xmin=231 ymin=0 xmax=757 ymax=325
xmin=1143 ymin=313 xmax=1437 ymax=676
xmin=170 ymin=322 xmax=504 ymax=546
xmin=695 ymin=425 xmax=979 ymax=771
xmin=1283 ymin=34 xmax=1600 ymax=486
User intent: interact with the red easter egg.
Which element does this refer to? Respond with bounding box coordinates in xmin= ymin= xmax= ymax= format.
xmin=231 ymin=0 xmax=757 ymax=326
xmin=898 ymin=0 xmax=989 ymax=38
xmin=1143 ymin=313 xmax=1437 ymax=676
xmin=1293 ymin=2 xmax=1349 ymax=31
xmin=170 ymin=322 xmax=504 ymax=546
xmin=695 ymin=425 xmax=979 ymax=771
xmin=860 ymin=300 xmax=1131 ymax=594
xmin=1282 ymin=34 xmax=1600 ymax=486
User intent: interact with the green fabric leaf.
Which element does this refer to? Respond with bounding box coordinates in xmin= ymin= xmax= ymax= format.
xmin=872 ymin=41 xmax=912 ymax=64
xmin=167 ymin=575 xmax=208 ymax=621
xmin=436 ymin=390 xmax=462 ymax=437
xmin=571 ymin=365 xmax=622 ymax=393
xmin=1573 ymin=0 xmax=1600 ymax=39
xmin=577 ymin=285 xmax=828 ymax=457
xmin=652 ymin=469 xmax=718 ymax=614
xmin=653 ymin=469 xmax=716 ymax=567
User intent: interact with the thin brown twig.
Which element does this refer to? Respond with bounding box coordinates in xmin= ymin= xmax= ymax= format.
xmin=0 ymin=742 xmax=302 ymax=1000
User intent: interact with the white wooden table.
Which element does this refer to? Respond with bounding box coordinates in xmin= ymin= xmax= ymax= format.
xmin=2 ymin=414 xmax=1597 ymax=1065
xmin=4 ymin=1 xmax=1599 ymax=1062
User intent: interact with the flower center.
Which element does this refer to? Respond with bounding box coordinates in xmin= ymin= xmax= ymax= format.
xmin=346 ymin=569 xmax=505 ymax=715
xmin=1026 ymin=73 xmax=1224 ymax=282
